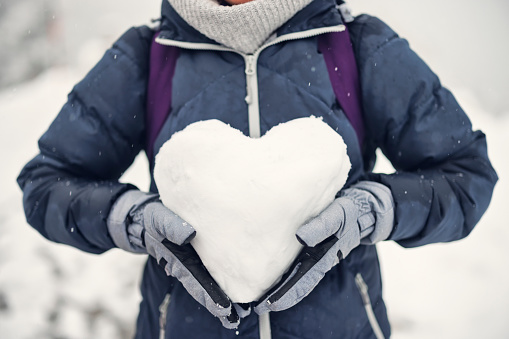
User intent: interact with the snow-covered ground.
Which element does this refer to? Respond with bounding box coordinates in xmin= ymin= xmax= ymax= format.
xmin=1 ymin=1 xmax=508 ymax=338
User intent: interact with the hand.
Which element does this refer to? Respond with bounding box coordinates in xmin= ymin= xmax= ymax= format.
xmin=133 ymin=201 xmax=251 ymax=328
xmin=254 ymin=181 xmax=394 ymax=314
xmin=108 ymin=190 xmax=244 ymax=328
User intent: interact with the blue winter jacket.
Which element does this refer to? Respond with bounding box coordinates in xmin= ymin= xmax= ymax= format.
xmin=17 ymin=0 xmax=497 ymax=338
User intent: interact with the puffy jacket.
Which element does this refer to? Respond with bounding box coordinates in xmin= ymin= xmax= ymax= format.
xmin=17 ymin=0 xmax=497 ymax=338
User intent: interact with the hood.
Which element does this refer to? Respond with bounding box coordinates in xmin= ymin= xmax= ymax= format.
xmin=158 ymin=0 xmax=344 ymax=44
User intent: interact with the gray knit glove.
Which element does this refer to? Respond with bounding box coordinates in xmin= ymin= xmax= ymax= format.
xmin=254 ymin=181 xmax=394 ymax=314
xmin=107 ymin=190 xmax=243 ymax=329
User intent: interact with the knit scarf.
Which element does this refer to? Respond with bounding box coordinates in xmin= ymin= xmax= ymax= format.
xmin=167 ymin=0 xmax=314 ymax=54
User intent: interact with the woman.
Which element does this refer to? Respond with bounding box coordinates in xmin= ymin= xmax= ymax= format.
xmin=18 ymin=0 xmax=497 ymax=338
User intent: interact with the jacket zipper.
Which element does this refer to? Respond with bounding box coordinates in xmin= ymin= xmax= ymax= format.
xmin=354 ymin=273 xmax=385 ymax=339
xmin=157 ymin=26 xmax=346 ymax=339
xmin=244 ymin=54 xmax=259 ymax=138
xmin=159 ymin=293 xmax=171 ymax=339
xmin=156 ymin=25 xmax=345 ymax=138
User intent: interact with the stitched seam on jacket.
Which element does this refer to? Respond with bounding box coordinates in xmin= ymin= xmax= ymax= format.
xmin=70 ymin=91 xmax=137 ymax=152
xmin=45 ymin=92 xmax=137 ymax=179
xmin=258 ymin=59 xmax=334 ymax=107
xmin=356 ymin=16 xmax=399 ymax=72
xmin=112 ymin=34 xmax=148 ymax=72
xmin=172 ymin=65 xmax=245 ymax=117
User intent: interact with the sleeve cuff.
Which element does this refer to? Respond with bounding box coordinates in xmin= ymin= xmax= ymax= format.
xmin=107 ymin=189 xmax=159 ymax=253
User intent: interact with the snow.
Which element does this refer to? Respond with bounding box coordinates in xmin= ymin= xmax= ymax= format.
xmin=0 ymin=68 xmax=149 ymax=338
xmin=374 ymin=90 xmax=509 ymax=338
xmin=0 ymin=1 xmax=508 ymax=338
xmin=349 ymin=0 xmax=509 ymax=115
xmin=0 ymin=0 xmax=61 ymax=88
xmin=154 ymin=118 xmax=350 ymax=302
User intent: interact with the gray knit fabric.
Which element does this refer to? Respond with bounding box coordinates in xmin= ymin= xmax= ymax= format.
xmin=168 ymin=0 xmax=314 ymax=54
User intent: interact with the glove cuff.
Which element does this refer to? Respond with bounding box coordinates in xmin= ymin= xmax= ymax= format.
xmin=107 ymin=189 xmax=159 ymax=253
xmin=341 ymin=181 xmax=394 ymax=245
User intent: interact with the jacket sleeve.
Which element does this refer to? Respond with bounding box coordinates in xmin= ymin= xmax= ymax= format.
xmin=350 ymin=15 xmax=498 ymax=248
xmin=17 ymin=26 xmax=154 ymax=254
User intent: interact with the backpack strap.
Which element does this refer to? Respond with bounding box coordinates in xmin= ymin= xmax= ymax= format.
xmin=318 ymin=25 xmax=365 ymax=147
xmin=146 ymin=32 xmax=180 ymax=167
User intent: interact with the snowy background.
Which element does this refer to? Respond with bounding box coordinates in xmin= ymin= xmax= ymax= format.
xmin=0 ymin=0 xmax=508 ymax=338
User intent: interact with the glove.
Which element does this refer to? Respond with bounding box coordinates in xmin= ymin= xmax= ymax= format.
xmin=254 ymin=181 xmax=394 ymax=314
xmin=107 ymin=190 xmax=245 ymax=328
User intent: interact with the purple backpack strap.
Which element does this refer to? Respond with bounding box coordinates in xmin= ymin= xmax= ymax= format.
xmin=318 ymin=26 xmax=365 ymax=147
xmin=146 ymin=32 xmax=180 ymax=165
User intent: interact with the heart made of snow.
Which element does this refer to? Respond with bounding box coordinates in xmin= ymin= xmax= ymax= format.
xmin=153 ymin=117 xmax=351 ymax=303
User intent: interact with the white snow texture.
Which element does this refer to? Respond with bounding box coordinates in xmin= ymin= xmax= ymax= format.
xmin=154 ymin=117 xmax=351 ymax=302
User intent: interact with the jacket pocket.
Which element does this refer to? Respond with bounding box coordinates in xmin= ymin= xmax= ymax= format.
xmin=354 ymin=273 xmax=385 ymax=339
xmin=159 ymin=293 xmax=171 ymax=339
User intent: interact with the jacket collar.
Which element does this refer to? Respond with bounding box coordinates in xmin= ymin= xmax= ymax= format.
xmin=159 ymin=0 xmax=344 ymax=44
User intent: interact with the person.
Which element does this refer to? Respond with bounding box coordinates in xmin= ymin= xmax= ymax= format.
xmin=17 ymin=0 xmax=498 ymax=338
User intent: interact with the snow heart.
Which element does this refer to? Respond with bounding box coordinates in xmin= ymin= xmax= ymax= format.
xmin=154 ymin=117 xmax=351 ymax=303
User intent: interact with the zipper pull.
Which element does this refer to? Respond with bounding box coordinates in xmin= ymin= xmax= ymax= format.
xmin=245 ymin=55 xmax=256 ymax=104
xmin=245 ymin=55 xmax=256 ymax=75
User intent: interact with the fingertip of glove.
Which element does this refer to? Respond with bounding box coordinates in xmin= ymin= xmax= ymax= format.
xmin=227 ymin=310 xmax=239 ymax=324
xmin=219 ymin=310 xmax=240 ymax=329
xmin=183 ymin=230 xmax=196 ymax=245
xmin=295 ymin=234 xmax=308 ymax=247
xmin=295 ymin=219 xmax=323 ymax=248
xmin=296 ymin=229 xmax=320 ymax=247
